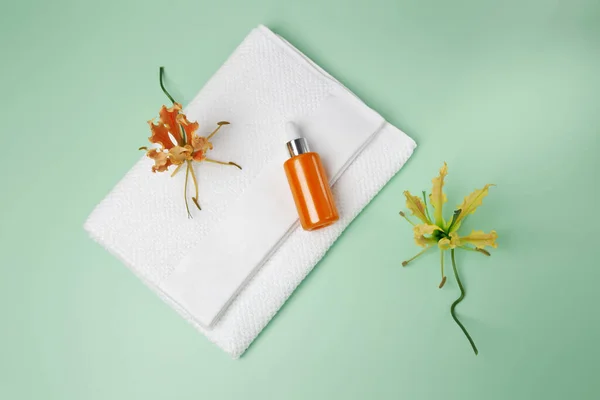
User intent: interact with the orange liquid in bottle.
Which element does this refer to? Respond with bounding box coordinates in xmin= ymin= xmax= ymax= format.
xmin=284 ymin=152 xmax=339 ymax=231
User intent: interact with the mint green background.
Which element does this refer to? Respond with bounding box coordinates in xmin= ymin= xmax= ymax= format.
xmin=1 ymin=0 xmax=599 ymax=399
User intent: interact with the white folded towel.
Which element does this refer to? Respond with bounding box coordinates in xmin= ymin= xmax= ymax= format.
xmin=85 ymin=25 xmax=416 ymax=358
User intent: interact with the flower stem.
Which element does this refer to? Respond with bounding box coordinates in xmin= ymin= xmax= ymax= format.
xmin=158 ymin=67 xmax=190 ymax=144
xmin=450 ymin=249 xmax=479 ymax=355
xmin=159 ymin=67 xmax=176 ymax=105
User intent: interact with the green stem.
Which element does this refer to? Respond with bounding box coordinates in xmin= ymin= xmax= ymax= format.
xmin=159 ymin=66 xmax=188 ymax=144
xmin=159 ymin=67 xmax=176 ymax=105
xmin=450 ymin=249 xmax=479 ymax=355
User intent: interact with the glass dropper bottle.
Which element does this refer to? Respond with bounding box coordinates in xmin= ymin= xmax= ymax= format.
xmin=283 ymin=121 xmax=339 ymax=231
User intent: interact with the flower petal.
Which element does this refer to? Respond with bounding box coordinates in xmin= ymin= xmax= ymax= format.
xmin=192 ymin=150 xmax=206 ymax=161
xmin=415 ymin=235 xmax=437 ymax=248
xmin=413 ymin=224 xmax=441 ymax=247
xmin=191 ymin=135 xmax=213 ymax=153
xmin=176 ymin=113 xmax=200 ymax=145
xmin=459 ymin=230 xmax=498 ymax=249
xmin=438 ymin=232 xmax=461 ymax=250
xmin=429 ymin=162 xmax=448 ymax=226
xmin=148 ymin=120 xmax=173 ymax=150
xmin=438 ymin=238 xmax=451 ymax=250
xmin=451 ymin=184 xmax=494 ymax=232
xmin=168 ymin=145 xmax=192 ymax=165
xmin=149 ymin=103 xmax=186 ymax=149
xmin=147 ymin=149 xmax=171 ymax=173
xmin=404 ymin=191 xmax=431 ymax=224
xmin=413 ymin=224 xmax=441 ymax=237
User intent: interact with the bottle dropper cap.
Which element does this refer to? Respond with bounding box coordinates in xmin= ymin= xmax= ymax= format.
xmin=285 ymin=121 xmax=310 ymax=158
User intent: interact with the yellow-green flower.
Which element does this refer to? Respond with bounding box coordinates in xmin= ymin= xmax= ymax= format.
xmin=400 ymin=162 xmax=497 ymax=355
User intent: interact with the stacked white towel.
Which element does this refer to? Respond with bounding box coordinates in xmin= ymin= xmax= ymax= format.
xmin=85 ymin=25 xmax=416 ymax=358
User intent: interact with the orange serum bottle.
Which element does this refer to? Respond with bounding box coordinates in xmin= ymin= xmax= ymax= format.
xmin=283 ymin=121 xmax=339 ymax=231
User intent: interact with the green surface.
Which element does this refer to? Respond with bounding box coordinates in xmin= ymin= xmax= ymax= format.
xmin=1 ymin=0 xmax=599 ymax=398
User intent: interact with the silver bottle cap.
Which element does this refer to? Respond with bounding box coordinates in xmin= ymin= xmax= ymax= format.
xmin=285 ymin=121 xmax=310 ymax=157
xmin=286 ymin=137 xmax=310 ymax=157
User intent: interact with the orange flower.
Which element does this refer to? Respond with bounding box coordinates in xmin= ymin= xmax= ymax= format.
xmin=141 ymin=102 xmax=239 ymax=217
xmin=149 ymin=103 xmax=200 ymax=148
xmin=144 ymin=103 xmax=234 ymax=172
xmin=142 ymin=67 xmax=241 ymax=217
xmin=146 ymin=103 xmax=204 ymax=168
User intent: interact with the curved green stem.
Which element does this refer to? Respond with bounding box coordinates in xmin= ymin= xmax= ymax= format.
xmin=450 ymin=249 xmax=479 ymax=355
xmin=159 ymin=66 xmax=176 ymax=105
xmin=159 ymin=66 xmax=189 ymax=144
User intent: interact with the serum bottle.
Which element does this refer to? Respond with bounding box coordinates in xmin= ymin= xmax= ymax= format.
xmin=283 ymin=122 xmax=339 ymax=231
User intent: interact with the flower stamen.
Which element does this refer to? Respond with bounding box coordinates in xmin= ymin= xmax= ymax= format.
xmin=399 ymin=211 xmax=416 ymax=226
xmin=457 ymin=245 xmax=491 ymax=256
xmin=475 ymin=248 xmax=491 ymax=256
xmin=188 ymin=160 xmax=201 ymax=211
xmin=184 ymin=162 xmax=192 ymax=219
xmin=439 ymin=249 xmax=446 ymax=288
xmin=205 ymin=158 xmax=242 ymax=170
xmin=402 ymin=246 xmax=433 ymax=266
xmin=171 ymin=163 xmax=184 ymax=177
xmin=207 ymin=121 xmax=231 ymax=140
